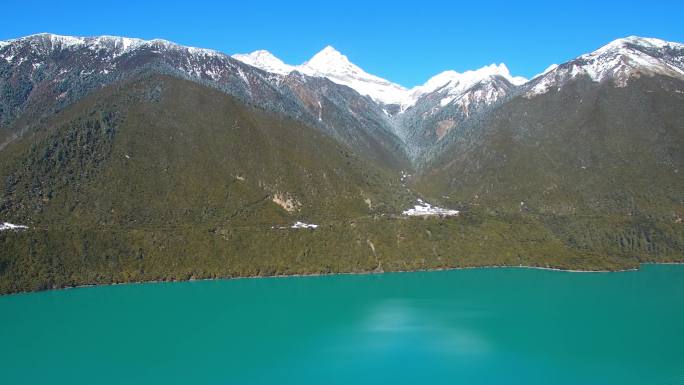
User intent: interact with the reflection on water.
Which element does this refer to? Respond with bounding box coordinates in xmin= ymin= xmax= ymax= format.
xmin=360 ymin=299 xmax=491 ymax=356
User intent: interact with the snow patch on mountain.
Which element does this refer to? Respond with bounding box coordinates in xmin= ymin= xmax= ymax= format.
xmin=232 ymin=50 xmax=295 ymax=75
xmin=526 ymin=36 xmax=684 ymax=97
xmin=410 ymin=63 xmax=526 ymax=100
xmin=3 ymin=33 xmax=223 ymax=60
xmin=6 ymin=32 xmax=681 ymax=119
xmin=450 ymin=83 xmax=509 ymax=116
xmin=532 ymin=64 xmax=559 ymax=79
xmin=297 ymin=46 xmax=412 ymax=106
xmin=233 ymin=47 xmax=526 ymax=109
xmin=407 ymin=64 xmax=525 ymax=116
xmin=578 ymin=36 xmax=684 ymax=82
xmin=234 ymin=46 xmax=411 ymax=106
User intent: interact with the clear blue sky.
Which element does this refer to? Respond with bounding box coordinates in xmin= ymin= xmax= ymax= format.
xmin=1 ymin=0 xmax=682 ymax=87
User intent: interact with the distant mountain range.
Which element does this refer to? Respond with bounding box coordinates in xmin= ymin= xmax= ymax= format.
xmin=234 ymin=36 xmax=684 ymax=159
xmin=0 ymin=33 xmax=682 ymax=294
xmin=3 ymin=34 xmax=682 ymax=164
xmin=234 ymin=44 xmax=527 ymax=108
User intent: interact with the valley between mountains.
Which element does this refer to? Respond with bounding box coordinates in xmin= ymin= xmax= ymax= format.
xmin=0 ymin=34 xmax=682 ymax=294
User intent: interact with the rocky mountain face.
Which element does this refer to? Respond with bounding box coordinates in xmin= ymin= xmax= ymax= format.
xmin=397 ymin=71 xmax=520 ymax=159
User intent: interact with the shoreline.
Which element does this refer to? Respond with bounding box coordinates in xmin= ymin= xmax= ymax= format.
xmin=4 ymin=261 xmax=683 ymax=297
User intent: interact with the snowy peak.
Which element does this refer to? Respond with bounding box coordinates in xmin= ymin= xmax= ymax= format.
xmin=232 ymin=45 xmax=527 ymax=109
xmin=411 ymin=63 xmax=527 ymax=99
xmin=300 ymin=45 xmax=372 ymax=81
xmin=232 ymin=50 xmax=294 ymax=75
xmin=527 ymin=36 xmax=684 ymax=96
xmin=232 ymin=45 xmax=411 ymax=106
xmin=8 ymin=33 xmax=678 ymax=115
xmin=232 ymin=41 xmax=537 ymax=109
xmin=298 ymin=48 xmax=528 ymax=109
xmin=588 ymin=36 xmax=683 ymax=56
xmin=298 ymin=46 xmax=411 ymax=106
xmin=579 ymin=36 xmax=684 ymax=79
xmin=302 ymin=45 xmax=352 ymax=71
xmin=1 ymin=33 xmax=224 ymax=59
xmin=407 ymin=63 xmax=526 ymax=112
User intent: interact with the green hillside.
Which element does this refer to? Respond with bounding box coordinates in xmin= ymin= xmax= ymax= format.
xmin=1 ymin=73 xmax=682 ymax=294
xmin=415 ymin=76 xmax=684 ymax=265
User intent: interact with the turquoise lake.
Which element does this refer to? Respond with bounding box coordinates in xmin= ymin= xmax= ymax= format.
xmin=1 ymin=264 xmax=683 ymax=384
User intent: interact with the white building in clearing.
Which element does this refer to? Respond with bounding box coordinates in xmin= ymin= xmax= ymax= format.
xmin=0 ymin=222 xmax=29 ymax=231
xmin=402 ymin=199 xmax=459 ymax=217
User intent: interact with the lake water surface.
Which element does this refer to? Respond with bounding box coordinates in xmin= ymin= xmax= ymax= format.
xmin=1 ymin=265 xmax=683 ymax=385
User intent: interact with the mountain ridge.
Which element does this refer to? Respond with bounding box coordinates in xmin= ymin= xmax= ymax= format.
xmin=232 ymin=45 xmax=528 ymax=108
xmin=3 ymin=33 xmax=683 ymax=165
xmin=0 ymin=32 xmax=411 ymax=169
xmin=0 ymin=33 xmax=683 ymax=294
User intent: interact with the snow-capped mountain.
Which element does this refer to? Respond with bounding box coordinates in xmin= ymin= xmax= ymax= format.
xmin=0 ymin=33 xmax=224 ymax=63
xmin=232 ymin=46 xmax=529 ymax=111
xmin=2 ymin=30 xmax=684 ymax=298
xmin=233 ymin=46 xmax=411 ymax=106
xmin=395 ymin=73 xmax=521 ymax=159
xmin=526 ymin=36 xmax=684 ymax=96
xmin=0 ymin=33 xmax=284 ymax=131
xmin=231 ymin=50 xmax=295 ymax=75
xmin=2 ymin=33 xmax=683 ymax=164
xmin=0 ymin=33 xmax=407 ymax=167
xmin=231 ymin=44 xmax=537 ymax=159
xmin=299 ymin=46 xmax=412 ymax=107
xmin=410 ymin=63 xmax=527 ymax=102
xmin=401 ymin=64 xmax=526 ymax=127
